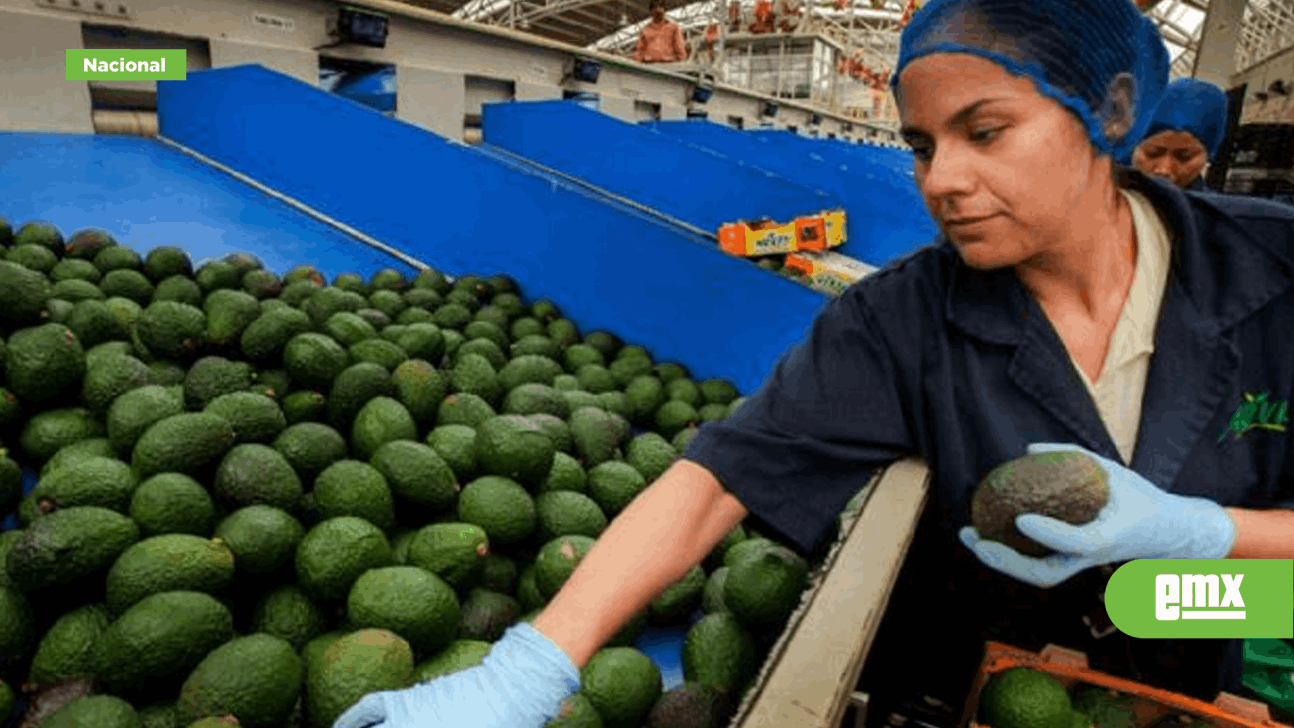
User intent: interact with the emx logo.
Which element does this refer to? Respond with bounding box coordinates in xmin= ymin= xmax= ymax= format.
xmin=1155 ymin=573 xmax=1246 ymax=621
xmin=1106 ymin=560 xmax=1293 ymax=639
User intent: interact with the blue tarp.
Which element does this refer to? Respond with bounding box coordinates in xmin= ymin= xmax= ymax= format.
xmin=646 ymin=120 xmax=938 ymax=266
xmin=157 ymin=64 xmax=830 ymax=396
xmin=481 ymin=100 xmax=844 ymax=233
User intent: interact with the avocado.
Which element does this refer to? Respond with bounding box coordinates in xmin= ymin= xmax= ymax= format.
xmin=569 ymin=407 xmax=624 ymax=468
xmin=646 ymin=683 xmax=731 ymax=728
xmin=580 ymin=647 xmax=663 ymax=728
xmin=176 ymin=634 xmax=303 ymax=727
xmin=347 ymin=566 xmax=461 ymax=656
xmin=99 ymin=269 xmax=155 ymax=305
xmin=535 ymin=491 xmax=607 ymax=542
xmin=475 ymin=415 xmax=556 ymax=486
xmin=426 ymin=424 xmax=480 ymax=482
xmin=655 ymin=400 xmax=700 ymax=440
xmin=252 ymin=585 xmax=327 ymax=653
xmin=682 ymin=613 xmax=758 ymax=697
xmin=242 ymin=269 xmax=281 ymax=300
xmin=240 ymin=306 xmax=312 ymax=362
xmin=327 ymin=362 xmax=394 ymax=431
xmin=457 ymin=587 xmax=521 ymax=642
xmin=6 ymin=506 xmax=140 ymax=591
xmin=406 ymin=522 xmax=490 ymax=592
xmin=533 ymin=535 xmax=595 ymax=600
xmin=92 ymin=590 xmax=235 ymax=698
xmin=27 ymin=603 xmax=112 ymax=683
xmin=211 ymin=444 xmax=304 ymax=513
xmin=370 ymin=440 xmax=459 ymax=512
xmin=204 ymin=289 xmax=261 ymax=349
xmin=977 ymin=668 xmax=1073 ymax=728
xmin=455 ymin=338 xmax=507 ymax=370
xmin=302 ymin=287 xmax=362 ymax=328
xmin=152 ymin=275 xmax=204 ymax=307
xmin=456 ymin=475 xmax=537 ymax=547
xmin=107 ymin=384 xmax=185 ymax=455
xmin=53 ymin=278 xmax=107 ymax=303
xmin=280 ymin=390 xmax=327 ymax=425
xmin=351 ymin=396 xmax=418 ymax=461
xmin=649 ymin=565 xmax=707 ymax=625
xmin=184 ymin=356 xmax=255 ymax=410
xmin=295 ymin=517 xmax=393 ymax=602
xmin=142 ymin=246 xmax=193 ymax=282
xmin=0 ymin=260 xmax=52 ymax=325
xmin=36 ymin=694 xmax=141 ymax=728
xmin=129 ymin=473 xmax=216 ymax=537
xmin=6 ymin=323 xmax=86 ymax=403
xmin=349 ymin=338 xmax=409 ymax=373
xmin=214 ymin=505 xmax=305 ymax=575
xmin=451 ymin=352 xmax=502 ymax=406
xmin=195 ymin=260 xmax=242 ymax=294
xmin=723 ymin=545 xmax=809 ymax=629
xmin=40 ymin=437 xmax=116 ymax=479
xmin=29 ymin=456 xmax=138 ymax=514
xmin=63 ymin=228 xmax=114 ymax=260
xmin=410 ymin=640 xmax=491 ymax=682
xmin=132 ymin=412 xmax=237 ymax=479
xmin=539 ymin=451 xmax=588 ymax=495
xmin=136 ymin=301 xmax=206 ymax=361
xmin=313 ymin=460 xmax=395 ymax=530
xmin=322 ymin=311 xmax=377 ymax=348
xmin=305 ymin=629 xmax=413 ymax=728
xmin=390 ymin=359 xmax=447 ymax=425
xmin=396 ymin=323 xmax=445 ymax=363
xmin=272 ymin=422 xmax=348 ymax=482
xmin=436 ymin=393 xmax=496 ymax=429
xmin=81 ymin=354 xmax=150 ymax=411
xmin=586 ymin=462 xmax=647 ymax=517
xmin=625 ymin=433 xmax=677 ymax=485
xmin=972 ymin=451 xmax=1109 ymax=557
xmin=105 ymin=534 xmax=236 ymax=616
xmin=204 ymin=391 xmax=286 ymax=444
xmin=20 ymin=407 xmax=105 ymax=463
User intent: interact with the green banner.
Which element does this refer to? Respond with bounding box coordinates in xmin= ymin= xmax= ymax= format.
xmin=66 ymin=49 xmax=187 ymax=81
xmin=1106 ymin=560 xmax=1293 ymax=639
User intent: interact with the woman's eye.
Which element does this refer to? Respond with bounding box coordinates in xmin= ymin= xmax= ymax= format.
xmin=971 ymin=127 xmax=1001 ymax=143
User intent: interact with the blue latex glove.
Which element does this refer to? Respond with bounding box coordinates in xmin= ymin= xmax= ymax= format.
xmin=332 ymin=622 xmax=581 ymax=728
xmin=959 ymin=442 xmax=1238 ymax=588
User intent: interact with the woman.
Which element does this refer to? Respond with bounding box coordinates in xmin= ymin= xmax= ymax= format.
xmin=336 ymin=0 xmax=1294 ymax=725
xmin=1130 ymin=78 xmax=1230 ymax=191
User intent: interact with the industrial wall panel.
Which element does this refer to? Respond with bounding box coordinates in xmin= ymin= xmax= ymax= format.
xmin=401 ymin=66 xmax=466 ymax=139
xmin=0 ymin=8 xmax=93 ymax=133
xmin=209 ymin=39 xmax=317 ymax=85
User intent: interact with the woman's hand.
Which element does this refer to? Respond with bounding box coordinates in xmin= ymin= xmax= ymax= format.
xmin=959 ymin=442 xmax=1238 ymax=588
xmin=332 ymin=622 xmax=580 ymax=728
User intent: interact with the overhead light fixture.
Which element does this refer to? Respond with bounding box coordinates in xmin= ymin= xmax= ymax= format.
xmin=762 ymin=101 xmax=779 ymax=117
xmin=337 ymin=6 xmax=389 ymax=48
xmin=811 ymin=113 xmax=823 ymax=125
xmin=573 ymin=58 xmax=602 ymax=83
xmin=691 ymin=85 xmax=713 ymax=104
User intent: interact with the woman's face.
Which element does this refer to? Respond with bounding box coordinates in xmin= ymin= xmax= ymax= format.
xmin=896 ymin=53 xmax=1108 ymax=271
xmin=1132 ymin=130 xmax=1207 ymax=188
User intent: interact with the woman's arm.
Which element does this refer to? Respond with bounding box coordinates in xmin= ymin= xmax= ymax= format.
xmin=533 ymin=459 xmax=748 ymax=669
xmin=1224 ymin=507 xmax=1294 ymax=559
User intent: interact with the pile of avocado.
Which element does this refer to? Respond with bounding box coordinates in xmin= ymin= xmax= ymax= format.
xmin=978 ymin=669 xmax=1216 ymax=728
xmin=0 ymin=217 xmax=816 ymax=728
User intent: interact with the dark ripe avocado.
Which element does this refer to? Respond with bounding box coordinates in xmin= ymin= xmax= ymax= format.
xmin=971 ymin=451 xmax=1109 ymax=557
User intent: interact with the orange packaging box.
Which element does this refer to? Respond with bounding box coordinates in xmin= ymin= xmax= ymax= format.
xmin=719 ymin=218 xmax=800 ymax=256
xmin=800 ymin=209 xmax=846 ymax=250
xmin=964 ymin=642 xmax=1292 ymax=728
xmin=784 ymin=250 xmax=877 ymax=296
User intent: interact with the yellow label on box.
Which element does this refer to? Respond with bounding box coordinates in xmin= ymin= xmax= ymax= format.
xmin=719 ymin=219 xmax=800 ymax=256
xmin=822 ymin=210 xmax=846 ymax=248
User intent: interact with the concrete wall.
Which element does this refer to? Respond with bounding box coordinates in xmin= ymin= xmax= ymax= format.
xmin=0 ymin=0 xmax=901 ymax=144
xmin=1231 ymin=45 xmax=1294 ymax=126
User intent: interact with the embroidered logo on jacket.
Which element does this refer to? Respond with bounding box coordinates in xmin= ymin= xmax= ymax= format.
xmin=1218 ymin=390 xmax=1289 ymax=443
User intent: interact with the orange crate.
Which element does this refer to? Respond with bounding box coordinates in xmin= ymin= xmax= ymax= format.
xmin=962 ymin=641 xmax=1292 ymax=728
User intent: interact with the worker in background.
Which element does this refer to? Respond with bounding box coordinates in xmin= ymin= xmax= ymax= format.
xmin=633 ymin=0 xmax=688 ymax=64
xmin=1130 ymin=78 xmax=1230 ymax=191
xmin=777 ymin=0 xmax=803 ymax=32
xmin=750 ymin=0 xmax=776 ymax=33
xmin=334 ymin=0 xmax=1294 ymax=725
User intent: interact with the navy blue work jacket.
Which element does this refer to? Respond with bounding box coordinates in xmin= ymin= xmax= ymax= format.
xmin=686 ymin=169 xmax=1294 ymax=703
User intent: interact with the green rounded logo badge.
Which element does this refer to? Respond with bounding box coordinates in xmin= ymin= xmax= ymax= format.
xmin=1105 ymin=559 xmax=1293 ymax=639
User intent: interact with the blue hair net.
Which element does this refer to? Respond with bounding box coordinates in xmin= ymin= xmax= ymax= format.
xmin=891 ymin=0 xmax=1171 ymax=163
xmin=1141 ymin=78 xmax=1230 ymax=160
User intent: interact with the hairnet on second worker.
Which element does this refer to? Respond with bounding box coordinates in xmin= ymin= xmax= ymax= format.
xmin=1142 ymin=78 xmax=1230 ymax=160
xmin=890 ymin=0 xmax=1171 ymax=164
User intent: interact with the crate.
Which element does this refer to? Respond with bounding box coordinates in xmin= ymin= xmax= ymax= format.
xmin=962 ymin=642 xmax=1294 ymax=728
xmin=732 ymin=457 xmax=932 ymax=728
